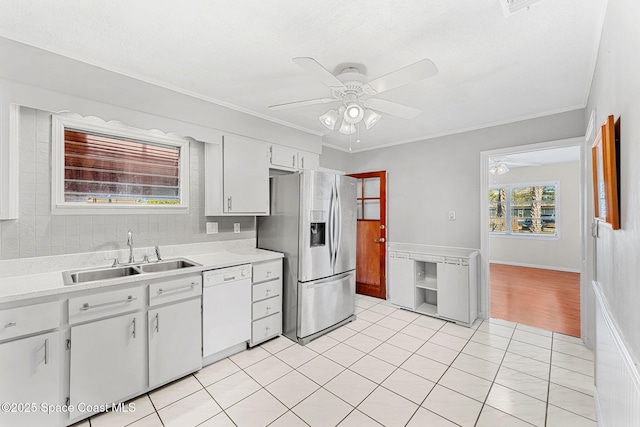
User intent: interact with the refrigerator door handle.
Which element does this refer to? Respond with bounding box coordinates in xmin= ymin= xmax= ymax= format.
xmin=335 ymin=180 xmax=342 ymax=268
xmin=305 ymin=270 xmax=353 ymax=288
xmin=328 ymin=183 xmax=335 ymax=269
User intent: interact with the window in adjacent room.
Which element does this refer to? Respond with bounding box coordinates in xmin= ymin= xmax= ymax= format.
xmin=51 ymin=114 xmax=190 ymax=214
xmin=489 ymin=182 xmax=558 ymax=237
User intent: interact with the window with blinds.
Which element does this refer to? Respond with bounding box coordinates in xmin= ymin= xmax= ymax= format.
xmin=64 ymin=130 xmax=180 ymax=205
xmin=52 ymin=114 xmax=189 ymax=214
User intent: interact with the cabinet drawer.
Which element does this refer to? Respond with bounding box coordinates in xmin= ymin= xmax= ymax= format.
xmin=0 ymin=301 xmax=60 ymax=341
xmin=69 ymin=286 xmax=144 ymax=325
xmin=252 ymin=312 xmax=281 ymax=344
xmin=252 ymin=259 xmax=281 ymax=284
xmin=252 ymin=295 xmax=281 ymax=320
xmin=149 ymin=274 xmax=202 ymax=306
xmin=252 ymin=278 xmax=281 ymax=302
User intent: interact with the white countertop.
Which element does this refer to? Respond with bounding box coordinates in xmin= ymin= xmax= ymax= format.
xmin=0 ymin=247 xmax=283 ymax=304
xmin=388 ymin=242 xmax=479 ymax=258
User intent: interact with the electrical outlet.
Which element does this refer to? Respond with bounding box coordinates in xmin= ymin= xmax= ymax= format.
xmin=448 ymin=210 xmax=456 ymax=221
xmin=234 ymin=223 xmax=240 ymax=233
xmin=206 ymin=222 xmax=218 ymax=234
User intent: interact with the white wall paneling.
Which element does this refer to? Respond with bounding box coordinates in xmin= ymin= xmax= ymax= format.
xmin=593 ymin=281 xmax=640 ymax=427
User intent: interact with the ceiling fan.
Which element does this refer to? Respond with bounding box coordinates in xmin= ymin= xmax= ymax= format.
xmin=489 ymin=158 xmax=542 ymax=174
xmin=268 ymin=57 xmax=438 ymax=135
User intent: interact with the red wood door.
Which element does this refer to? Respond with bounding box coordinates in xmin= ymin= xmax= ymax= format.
xmin=347 ymin=171 xmax=387 ymax=299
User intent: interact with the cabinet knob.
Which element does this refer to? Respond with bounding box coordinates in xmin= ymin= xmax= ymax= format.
xmin=374 ymin=238 xmax=386 ymax=243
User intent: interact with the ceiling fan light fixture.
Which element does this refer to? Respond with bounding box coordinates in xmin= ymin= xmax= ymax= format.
xmin=363 ymin=109 xmax=382 ymax=129
xmin=319 ymin=109 xmax=340 ymax=130
xmin=338 ymin=120 xmax=356 ymax=135
xmin=343 ymin=103 xmax=364 ymax=124
xmin=496 ymin=163 xmax=510 ymax=174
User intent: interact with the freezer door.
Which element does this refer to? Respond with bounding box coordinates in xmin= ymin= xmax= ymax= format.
xmin=333 ymin=174 xmax=357 ymax=275
xmin=299 ymin=170 xmax=335 ymax=282
xmin=297 ymin=271 xmax=355 ymax=339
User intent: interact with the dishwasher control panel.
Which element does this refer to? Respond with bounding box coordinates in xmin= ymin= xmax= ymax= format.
xmin=203 ymin=264 xmax=252 ymax=286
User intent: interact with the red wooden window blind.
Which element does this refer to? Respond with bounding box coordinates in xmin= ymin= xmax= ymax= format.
xmin=64 ymin=130 xmax=180 ymax=204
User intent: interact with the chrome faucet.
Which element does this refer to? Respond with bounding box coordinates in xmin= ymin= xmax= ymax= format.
xmin=127 ymin=230 xmax=135 ymax=263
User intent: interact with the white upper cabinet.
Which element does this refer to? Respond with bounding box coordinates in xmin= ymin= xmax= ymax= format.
xmin=205 ymin=134 xmax=270 ymax=216
xmin=269 ymin=144 xmax=320 ymax=172
xmin=269 ymin=144 xmax=298 ymax=170
xmin=297 ymin=151 xmax=320 ymax=171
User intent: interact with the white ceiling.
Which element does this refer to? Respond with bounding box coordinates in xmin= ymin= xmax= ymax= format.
xmin=493 ymin=146 xmax=581 ymax=168
xmin=0 ymin=0 xmax=606 ymax=152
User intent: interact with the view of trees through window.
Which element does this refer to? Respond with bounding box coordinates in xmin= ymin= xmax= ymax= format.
xmin=489 ymin=183 xmax=557 ymax=236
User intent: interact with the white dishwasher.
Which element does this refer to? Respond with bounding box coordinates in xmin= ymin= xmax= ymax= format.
xmin=202 ymin=264 xmax=252 ymax=361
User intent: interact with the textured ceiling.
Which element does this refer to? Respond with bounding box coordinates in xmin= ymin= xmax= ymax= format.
xmin=0 ymin=0 xmax=606 ymax=152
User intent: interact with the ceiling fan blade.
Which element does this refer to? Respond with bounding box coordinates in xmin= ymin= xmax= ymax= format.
xmin=364 ymin=98 xmax=421 ymax=119
xmin=292 ymin=57 xmax=346 ymax=88
xmin=268 ymin=97 xmax=338 ymax=110
xmin=364 ymin=59 xmax=438 ymax=95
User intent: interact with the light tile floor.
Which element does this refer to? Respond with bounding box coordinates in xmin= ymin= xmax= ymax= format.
xmin=75 ymin=295 xmax=596 ymax=426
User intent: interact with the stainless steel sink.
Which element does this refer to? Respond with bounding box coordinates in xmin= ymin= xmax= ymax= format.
xmin=62 ymin=257 xmax=201 ymax=285
xmin=63 ymin=266 xmax=142 ymax=285
xmin=138 ymin=258 xmax=201 ymax=273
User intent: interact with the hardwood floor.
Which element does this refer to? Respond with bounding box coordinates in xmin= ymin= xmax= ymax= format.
xmin=490 ymin=263 xmax=581 ymax=337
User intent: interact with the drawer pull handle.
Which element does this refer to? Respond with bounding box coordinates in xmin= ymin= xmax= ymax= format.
xmin=80 ymin=295 xmax=137 ymax=311
xmin=157 ymin=283 xmax=196 ymax=295
xmin=4 ymin=322 xmax=16 ymax=328
xmin=266 ymin=307 xmax=271 ymax=311
xmin=223 ymin=275 xmax=236 ymax=281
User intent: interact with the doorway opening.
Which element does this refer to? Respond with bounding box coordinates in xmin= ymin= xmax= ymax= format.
xmin=347 ymin=171 xmax=387 ymax=299
xmin=480 ymin=139 xmax=587 ymax=337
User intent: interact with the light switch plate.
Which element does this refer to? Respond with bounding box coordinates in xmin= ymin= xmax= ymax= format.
xmin=448 ymin=210 xmax=456 ymax=220
xmin=206 ymin=222 xmax=218 ymax=234
xmin=234 ymin=223 xmax=240 ymax=233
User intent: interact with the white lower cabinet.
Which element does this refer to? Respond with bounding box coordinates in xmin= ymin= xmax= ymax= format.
xmin=148 ymin=298 xmax=202 ymax=388
xmin=0 ymin=331 xmax=60 ymax=427
xmin=388 ymin=243 xmax=478 ymax=327
xmin=437 ymin=261 xmax=471 ymax=324
xmin=70 ymin=312 xmax=145 ymax=408
xmin=250 ymin=259 xmax=282 ymax=346
xmin=389 ymin=256 xmax=415 ymax=309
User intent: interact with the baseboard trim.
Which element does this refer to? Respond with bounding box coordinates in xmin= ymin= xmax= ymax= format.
xmin=489 ymin=260 xmax=580 ymax=273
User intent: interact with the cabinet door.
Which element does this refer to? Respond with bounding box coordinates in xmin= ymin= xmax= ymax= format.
xmin=0 ymin=332 xmax=60 ymax=427
xmin=389 ymin=256 xmax=415 ymax=309
xmin=437 ymin=262 xmax=469 ymax=323
xmin=270 ymin=145 xmax=298 ymax=170
xmin=298 ymin=151 xmax=319 ymax=170
xmin=223 ymin=135 xmax=269 ymax=214
xmin=148 ymin=298 xmax=202 ymax=388
xmin=70 ymin=313 xmax=144 ymax=408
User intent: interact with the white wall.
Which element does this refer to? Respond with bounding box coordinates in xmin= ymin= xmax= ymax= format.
xmin=320 ymin=146 xmax=352 ymax=173
xmin=489 ymin=161 xmax=581 ymax=271
xmin=350 ymin=110 xmax=586 ymax=249
xmin=585 ymin=0 xmax=640 ymax=422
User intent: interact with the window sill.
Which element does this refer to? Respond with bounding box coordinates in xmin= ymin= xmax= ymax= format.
xmin=489 ymin=232 xmax=560 ymax=241
xmin=52 ymin=204 xmax=190 ymax=215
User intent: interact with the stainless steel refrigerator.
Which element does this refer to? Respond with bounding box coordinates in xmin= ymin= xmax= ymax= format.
xmin=257 ymin=170 xmax=357 ymax=344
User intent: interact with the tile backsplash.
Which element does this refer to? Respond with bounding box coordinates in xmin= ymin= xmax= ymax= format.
xmin=0 ymin=107 xmax=255 ymax=260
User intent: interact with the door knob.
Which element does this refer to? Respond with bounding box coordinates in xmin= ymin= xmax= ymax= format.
xmin=374 ymin=238 xmax=386 ymax=243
